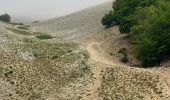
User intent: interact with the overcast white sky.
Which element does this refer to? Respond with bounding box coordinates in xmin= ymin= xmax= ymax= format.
xmin=0 ymin=0 xmax=111 ymax=21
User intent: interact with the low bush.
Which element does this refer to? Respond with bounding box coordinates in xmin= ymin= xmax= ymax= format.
xmin=17 ymin=26 xmax=29 ymax=30
xmin=101 ymin=11 xmax=115 ymax=28
xmin=0 ymin=13 xmax=11 ymax=22
xmin=36 ymin=34 xmax=53 ymax=40
xmin=9 ymin=22 xmax=23 ymax=26
xmin=118 ymin=48 xmax=129 ymax=63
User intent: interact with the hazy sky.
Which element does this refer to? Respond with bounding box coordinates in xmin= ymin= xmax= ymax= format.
xmin=0 ymin=0 xmax=111 ymax=21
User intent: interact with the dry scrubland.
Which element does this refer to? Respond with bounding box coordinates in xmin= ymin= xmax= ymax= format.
xmin=0 ymin=21 xmax=91 ymax=99
xmin=0 ymin=1 xmax=170 ymax=100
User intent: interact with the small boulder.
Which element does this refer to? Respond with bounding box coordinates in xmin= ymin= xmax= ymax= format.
xmin=20 ymin=52 xmax=36 ymax=61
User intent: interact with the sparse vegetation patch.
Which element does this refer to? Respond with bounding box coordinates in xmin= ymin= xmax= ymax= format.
xmin=6 ymin=27 xmax=32 ymax=35
xmin=118 ymin=48 xmax=128 ymax=63
xmin=17 ymin=26 xmax=29 ymax=30
xmin=9 ymin=22 xmax=24 ymax=26
xmin=36 ymin=34 xmax=53 ymax=39
xmin=0 ymin=13 xmax=11 ymax=22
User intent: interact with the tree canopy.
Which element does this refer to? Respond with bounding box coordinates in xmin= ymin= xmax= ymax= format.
xmin=102 ymin=0 xmax=170 ymax=67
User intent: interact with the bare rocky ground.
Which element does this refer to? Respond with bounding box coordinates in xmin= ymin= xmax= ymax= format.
xmin=0 ymin=1 xmax=170 ymax=100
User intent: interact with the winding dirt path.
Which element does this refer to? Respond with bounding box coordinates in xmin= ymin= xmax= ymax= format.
xmin=87 ymin=42 xmax=124 ymax=66
xmin=82 ymin=41 xmax=170 ymax=100
xmin=82 ymin=42 xmax=104 ymax=100
xmin=87 ymin=42 xmax=112 ymax=65
xmin=82 ymin=41 xmax=124 ymax=100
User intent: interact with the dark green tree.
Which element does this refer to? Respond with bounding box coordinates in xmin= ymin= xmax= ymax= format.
xmin=101 ymin=11 xmax=115 ymax=28
xmin=0 ymin=13 xmax=11 ymax=22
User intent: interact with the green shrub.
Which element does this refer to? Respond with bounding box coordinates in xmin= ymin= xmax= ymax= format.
xmin=101 ymin=11 xmax=115 ymax=28
xmin=134 ymin=35 xmax=160 ymax=67
xmin=17 ymin=26 xmax=29 ymax=30
xmin=9 ymin=22 xmax=24 ymax=26
xmin=133 ymin=2 xmax=170 ymax=66
xmin=36 ymin=34 xmax=53 ymax=40
xmin=0 ymin=14 xmax=11 ymax=22
xmin=118 ymin=48 xmax=129 ymax=63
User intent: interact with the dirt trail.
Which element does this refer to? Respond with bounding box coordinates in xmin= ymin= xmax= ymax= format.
xmin=82 ymin=42 xmax=104 ymax=100
xmin=88 ymin=42 xmax=111 ymax=65
xmin=82 ymin=40 xmax=170 ymax=100
xmin=82 ymin=41 xmax=124 ymax=100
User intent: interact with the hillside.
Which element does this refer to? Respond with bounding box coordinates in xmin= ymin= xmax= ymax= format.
xmin=32 ymin=2 xmax=112 ymax=40
xmin=0 ymin=1 xmax=170 ymax=100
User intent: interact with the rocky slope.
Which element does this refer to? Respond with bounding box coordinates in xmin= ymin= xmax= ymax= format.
xmin=31 ymin=2 xmax=112 ymax=40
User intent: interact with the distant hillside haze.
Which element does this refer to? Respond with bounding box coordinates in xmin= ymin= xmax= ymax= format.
xmin=0 ymin=0 xmax=112 ymax=22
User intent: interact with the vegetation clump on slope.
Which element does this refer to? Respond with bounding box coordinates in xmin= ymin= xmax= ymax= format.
xmin=0 ymin=13 xmax=11 ymax=22
xmin=6 ymin=27 xmax=32 ymax=35
xmin=17 ymin=26 xmax=29 ymax=30
xmin=118 ymin=48 xmax=129 ymax=63
xmin=36 ymin=34 xmax=53 ymax=40
xmin=102 ymin=0 xmax=170 ymax=67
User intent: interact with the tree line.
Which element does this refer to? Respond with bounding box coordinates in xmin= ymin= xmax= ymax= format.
xmin=102 ymin=0 xmax=170 ymax=67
